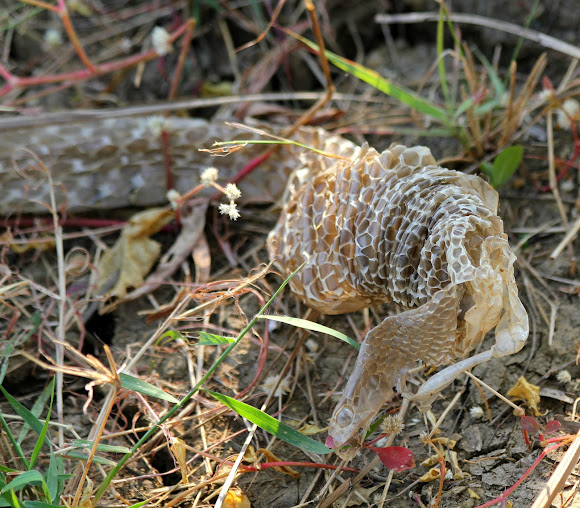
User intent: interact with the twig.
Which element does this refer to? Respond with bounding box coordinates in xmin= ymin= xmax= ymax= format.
xmin=0 ymin=92 xmax=388 ymax=132
xmin=551 ymin=214 xmax=580 ymax=260
xmin=375 ymin=12 xmax=580 ymax=60
xmin=464 ymin=371 xmax=524 ymax=416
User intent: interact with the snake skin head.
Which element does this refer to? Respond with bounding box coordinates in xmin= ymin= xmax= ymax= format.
xmin=327 ymin=366 xmax=396 ymax=459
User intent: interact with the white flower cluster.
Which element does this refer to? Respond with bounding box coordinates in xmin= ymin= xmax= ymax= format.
xmin=152 ymin=26 xmax=173 ymax=56
xmin=199 ymin=167 xmax=242 ymax=221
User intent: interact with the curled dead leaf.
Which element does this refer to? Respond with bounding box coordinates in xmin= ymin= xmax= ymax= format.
xmin=224 ymin=488 xmax=251 ymax=508
xmin=170 ymin=437 xmax=188 ymax=483
xmin=419 ymin=466 xmax=441 ymax=482
xmin=507 ymin=376 xmax=542 ymax=416
xmin=97 ymin=207 xmax=173 ymax=308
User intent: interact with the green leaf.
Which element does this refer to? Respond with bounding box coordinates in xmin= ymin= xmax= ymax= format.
xmin=207 ymin=391 xmax=330 ymax=455
xmin=197 ymin=332 xmax=235 ymax=346
xmin=0 ymin=470 xmax=45 ymax=495
xmin=291 ymin=32 xmax=451 ymax=126
xmin=0 ymin=412 xmax=28 ymax=470
xmin=157 ymin=330 xmax=186 ymax=346
xmin=259 ymin=315 xmax=359 ymax=351
xmin=490 ymin=145 xmax=524 ymax=187
xmin=119 ymin=374 xmax=179 ymax=404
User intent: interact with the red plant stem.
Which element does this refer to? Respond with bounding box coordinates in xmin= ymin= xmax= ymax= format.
xmin=161 ymin=129 xmax=174 ymax=191
xmin=253 ymin=461 xmax=359 ymax=473
xmin=475 ymin=439 xmax=572 ymax=508
xmin=18 ymin=0 xmax=58 ymax=12
xmin=57 ymin=0 xmax=97 ymax=73
xmin=0 ymin=21 xmax=191 ymax=99
xmin=209 ymin=149 xmax=275 ymax=203
xmin=168 ymin=19 xmax=195 ymax=101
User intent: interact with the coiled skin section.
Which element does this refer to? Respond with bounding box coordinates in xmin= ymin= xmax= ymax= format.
xmin=268 ymin=142 xmax=528 ymax=457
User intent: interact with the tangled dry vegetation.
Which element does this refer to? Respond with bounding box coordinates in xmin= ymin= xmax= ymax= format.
xmin=1 ymin=1 xmax=580 ymax=507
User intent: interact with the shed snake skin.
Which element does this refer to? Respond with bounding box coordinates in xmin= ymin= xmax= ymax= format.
xmin=1 ymin=116 xmax=529 ymax=458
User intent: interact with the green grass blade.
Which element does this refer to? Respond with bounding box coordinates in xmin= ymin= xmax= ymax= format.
xmin=1 ymin=312 xmax=41 ymax=386
xmin=29 ymin=379 xmax=55 ymax=469
xmin=71 ymin=440 xmax=131 ymax=454
xmin=0 ymin=386 xmax=49 ymax=450
xmin=197 ymin=332 xmax=235 ymax=345
xmin=0 ymin=470 xmax=45 ymax=495
xmin=259 ymin=315 xmax=359 ymax=350
xmin=92 ymin=262 xmax=307 ymax=504
xmin=126 ymin=501 xmax=150 ymax=508
xmin=292 ymin=32 xmax=451 ymax=126
xmin=0 ymin=413 xmax=28 ymax=470
xmin=64 ymin=450 xmax=116 ymax=466
xmin=17 ymin=376 xmax=52 ymax=446
xmin=23 ymin=502 xmax=65 ymax=508
xmin=207 ymin=391 xmax=330 ymax=455
xmin=436 ymin=6 xmax=450 ymax=106
xmin=473 ymin=48 xmax=505 ymax=99
xmin=46 ymin=453 xmax=61 ymax=503
xmin=119 ymin=374 xmax=179 ymax=404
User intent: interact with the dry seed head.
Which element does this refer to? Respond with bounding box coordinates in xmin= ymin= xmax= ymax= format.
xmin=380 ymin=414 xmax=405 ymax=436
xmin=469 ymin=406 xmax=484 ymax=419
xmin=44 ymin=29 xmax=62 ymax=49
xmin=556 ymin=370 xmax=572 ymax=384
xmin=152 ymin=26 xmax=173 ymax=56
xmin=260 ymin=375 xmax=290 ymax=397
xmin=219 ymin=202 xmax=240 ymax=221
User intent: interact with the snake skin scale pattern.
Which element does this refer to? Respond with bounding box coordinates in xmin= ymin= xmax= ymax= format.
xmin=267 ymin=141 xmax=529 ymax=457
xmin=0 ymin=116 xmax=529 ymax=458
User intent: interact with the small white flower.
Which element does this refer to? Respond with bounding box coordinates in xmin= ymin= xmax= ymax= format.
xmin=469 ymin=406 xmax=484 ymax=419
xmin=219 ymin=201 xmax=240 ymax=221
xmin=44 ymin=29 xmax=62 ymax=49
xmin=556 ymin=98 xmax=580 ymax=130
xmin=146 ymin=116 xmax=171 ymax=137
xmin=557 ymin=370 xmax=572 ymax=384
xmin=152 ymin=26 xmax=173 ymax=56
xmin=305 ymin=339 xmax=319 ymax=353
xmin=200 ymin=167 xmax=219 ymax=187
xmin=537 ymin=89 xmax=555 ymax=104
xmin=260 ymin=375 xmax=290 ymax=397
xmin=224 ymin=183 xmax=242 ymax=201
xmin=166 ymin=189 xmax=180 ymax=209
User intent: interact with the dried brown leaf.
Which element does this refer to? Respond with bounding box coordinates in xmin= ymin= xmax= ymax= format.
xmin=507 ymin=376 xmax=542 ymax=416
